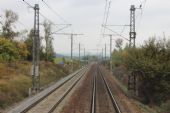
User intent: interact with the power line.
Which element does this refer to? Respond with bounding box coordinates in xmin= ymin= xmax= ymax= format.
xmin=98 ymin=0 xmax=111 ymax=54
xmin=136 ymin=0 xmax=147 ymax=31
xmin=22 ymin=0 xmax=34 ymax=8
xmin=103 ymin=25 xmax=129 ymax=41
xmin=51 ymin=25 xmax=71 ymax=35
xmin=42 ymin=0 xmax=70 ymax=24
xmin=104 ymin=24 xmax=129 ymax=39
xmin=22 ymin=0 xmax=71 ymax=33
xmin=100 ymin=0 xmax=109 ymax=37
xmin=103 ymin=0 xmax=111 ymax=35
xmin=16 ymin=20 xmax=29 ymax=30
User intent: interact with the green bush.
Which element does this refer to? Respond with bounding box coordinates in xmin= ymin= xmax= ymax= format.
xmin=112 ymin=37 xmax=170 ymax=105
xmin=0 ymin=38 xmax=19 ymax=61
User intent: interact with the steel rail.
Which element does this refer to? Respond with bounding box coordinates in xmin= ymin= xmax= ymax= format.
xmin=90 ymin=69 xmax=97 ymax=113
xmin=98 ymin=66 xmax=122 ymax=113
xmin=47 ymin=67 xmax=88 ymax=113
xmin=20 ymin=67 xmax=87 ymax=113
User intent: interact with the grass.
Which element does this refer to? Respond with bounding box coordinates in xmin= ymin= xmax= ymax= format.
xmin=112 ymin=66 xmax=170 ymax=113
xmin=112 ymin=71 xmax=157 ymax=113
xmin=54 ymin=57 xmax=63 ymax=64
xmin=155 ymin=100 xmax=170 ymax=113
xmin=0 ymin=61 xmax=69 ymax=111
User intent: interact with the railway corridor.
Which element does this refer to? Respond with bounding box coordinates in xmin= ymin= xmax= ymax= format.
xmin=60 ymin=63 xmax=121 ymax=113
xmin=96 ymin=67 xmax=116 ymax=113
xmin=10 ymin=63 xmax=143 ymax=113
xmin=60 ymin=63 xmax=143 ymax=113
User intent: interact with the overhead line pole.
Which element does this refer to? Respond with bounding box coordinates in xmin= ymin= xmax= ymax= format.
xmin=79 ymin=43 xmax=81 ymax=68
xmin=110 ymin=35 xmax=112 ymax=72
xmin=54 ymin=33 xmax=83 ymax=72
xmin=22 ymin=0 xmax=42 ymax=95
xmin=102 ymin=48 xmax=103 ymax=61
xmin=84 ymin=48 xmax=86 ymax=65
xmin=129 ymin=5 xmax=136 ymax=47
xmin=32 ymin=4 xmax=40 ymax=93
xmin=105 ymin=44 xmax=106 ymax=61
xmin=104 ymin=34 xmax=114 ymax=72
xmin=71 ymin=34 xmax=73 ymax=72
xmin=128 ymin=5 xmax=142 ymax=94
xmin=129 ymin=5 xmax=141 ymax=47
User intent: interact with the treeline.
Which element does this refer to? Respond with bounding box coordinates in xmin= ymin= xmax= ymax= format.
xmin=112 ymin=37 xmax=170 ymax=105
xmin=0 ymin=10 xmax=55 ymax=62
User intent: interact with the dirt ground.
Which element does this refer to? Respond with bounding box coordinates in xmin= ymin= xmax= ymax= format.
xmin=60 ymin=64 xmax=148 ymax=113
xmin=101 ymin=66 xmax=146 ymax=113
xmin=60 ymin=64 xmax=96 ymax=113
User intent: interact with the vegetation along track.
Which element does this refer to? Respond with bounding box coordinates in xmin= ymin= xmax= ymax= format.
xmin=10 ymin=66 xmax=88 ymax=113
xmin=90 ymin=64 xmax=122 ymax=113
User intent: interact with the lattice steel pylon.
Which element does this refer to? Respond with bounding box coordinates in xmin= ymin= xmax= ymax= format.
xmin=129 ymin=5 xmax=136 ymax=47
xmin=32 ymin=4 xmax=40 ymax=93
xmin=128 ymin=5 xmax=137 ymax=93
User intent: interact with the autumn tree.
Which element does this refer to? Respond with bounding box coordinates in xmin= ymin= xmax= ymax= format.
xmin=115 ymin=38 xmax=123 ymax=50
xmin=0 ymin=38 xmax=19 ymax=61
xmin=1 ymin=10 xmax=19 ymax=40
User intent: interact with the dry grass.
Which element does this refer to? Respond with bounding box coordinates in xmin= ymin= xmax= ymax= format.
xmin=0 ymin=61 xmax=68 ymax=111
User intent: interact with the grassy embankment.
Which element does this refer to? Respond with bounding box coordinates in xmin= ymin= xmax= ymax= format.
xmin=0 ymin=61 xmax=69 ymax=111
xmin=112 ymin=66 xmax=170 ymax=113
xmin=111 ymin=37 xmax=170 ymax=113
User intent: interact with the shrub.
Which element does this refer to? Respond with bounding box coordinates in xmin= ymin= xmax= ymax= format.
xmin=0 ymin=38 xmax=19 ymax=61
xmin=112 ymin=37 xmax=170 ymax=105
xmin=13 ymin=41 xmax=29 ymax=60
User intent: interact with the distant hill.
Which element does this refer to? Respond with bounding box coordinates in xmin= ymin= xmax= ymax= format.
xmin=55 ymin=53 xmax=65 ymax=58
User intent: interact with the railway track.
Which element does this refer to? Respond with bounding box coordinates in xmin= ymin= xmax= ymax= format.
xmin=10 ymin=66 xmax=88 ymax=113
xmin=90 ymin=67 xmax=97 ymax=113
xmin=90 ymin=65 xmax=122 ymax=113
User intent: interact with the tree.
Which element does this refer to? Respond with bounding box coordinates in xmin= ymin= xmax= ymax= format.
xmin=0 ymin=38 xmax=19 ymax=61
xmin=115 ymin=38 xmax=123 ymax=50
xmin=13 ymin=41 xmax=29 ymax=60
xmin=43 ymin=20 xmax=54 ymax=61
xmin=1 ymin=10 xmax=19 ymax=40
xmin=24 ymin=29 xmax=34 ymax=60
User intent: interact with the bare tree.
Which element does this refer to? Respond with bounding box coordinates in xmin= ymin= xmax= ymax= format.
xmin=43 ymin=20 xmax=54 ymax=61
xmin=1 ymin=10 xmax=19 ymax=39
xmin=115 ymin=38 xmax=123 ymax=50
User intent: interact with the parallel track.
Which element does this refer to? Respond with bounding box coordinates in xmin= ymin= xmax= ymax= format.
xmin=20 ymin=67 xmax=88 ymax=113
xmin=90 ymin=68 xmax=97 ymax=113
xmin=47 ymin=68 xmax=87 ymax=113
xmin=98 ymin=66 xmax=122 ymax=113
xmin=90 ymin=65 xmax=121 ymax=113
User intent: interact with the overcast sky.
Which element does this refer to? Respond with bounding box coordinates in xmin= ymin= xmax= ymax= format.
xmin=0 ymin=0 xmax=170 ymax=56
